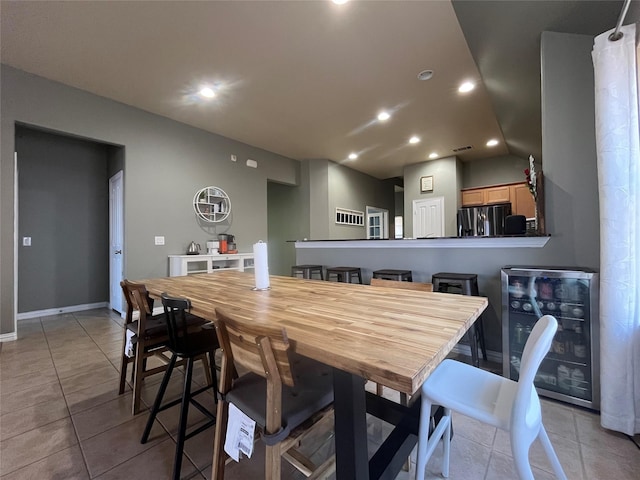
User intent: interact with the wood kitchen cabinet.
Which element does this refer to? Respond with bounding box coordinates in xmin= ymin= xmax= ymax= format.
xmin=461 ymin=182 xmax=535 ymax=217
xmin=461 ymin=185 xmax=511 ymax=206
xmin=484 ymin=185 xmax=511 ymax=204
xmin=509 ymin=183 xmax=536 ymax=219
xmin=460 ymin=189 xmax=485 ymax=206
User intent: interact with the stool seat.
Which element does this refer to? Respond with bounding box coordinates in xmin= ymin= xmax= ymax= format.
xmin=372 ymin=269 xmax=413 ymax=282
xmin=291 ymin=264 xmax=324 ymax=280
xmin=432 ymin=272 xmax=479 ymax=296
xmin=431 ymin=272 xmax=487 ymax=367
xmin=326 ymin=266 xmax=363 ymax=284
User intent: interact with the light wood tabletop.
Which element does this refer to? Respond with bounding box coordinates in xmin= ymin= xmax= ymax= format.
xmin=142 ymin=270 xmax=488 ymax=396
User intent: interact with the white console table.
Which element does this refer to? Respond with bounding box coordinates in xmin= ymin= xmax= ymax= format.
xmin=169 ymin=253 xmax=254 ymax=277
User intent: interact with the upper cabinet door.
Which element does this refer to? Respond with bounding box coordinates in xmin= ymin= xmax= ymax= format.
xmin=461 ymin=189 xmax=485 ymax=206
xmin=511 ymin=183 xmax=536 ymax=218
xmin=484 ymin=185 xmax=511 ymax=204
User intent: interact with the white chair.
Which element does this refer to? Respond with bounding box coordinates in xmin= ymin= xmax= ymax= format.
xmin=416 ymin=315 xmax=567 ymax=480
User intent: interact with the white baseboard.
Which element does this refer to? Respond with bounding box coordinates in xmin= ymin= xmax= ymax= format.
xmin=450 ymin=344 xmax=503 ymax=365
xmin=16 ymin=302 xmax=109 ymax=321
xmin=0 ymin=332 xmax=18 ymax=342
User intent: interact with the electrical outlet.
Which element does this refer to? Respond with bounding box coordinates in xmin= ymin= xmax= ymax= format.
xmin=22 ymin=236 xmax=31 ymax=246
xmin=154 ymin=236 xmax=165 ymax=246
xmin=231 ymin=154 xmax=237 ymax=162
xmin=246 ymin=159 xmax=257 ymax=168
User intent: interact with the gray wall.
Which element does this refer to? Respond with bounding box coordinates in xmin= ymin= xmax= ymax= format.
xmin=267 ymin=181 xmax=306 ymax=276
xmin=298 ymin=31 xmax=601 ymax=354
xmin=541 ymin=31 xmax=599 ymax=266
xmin=305 ymin=160 xmax=330 ymax=241
xmin=403 ymin=156 xmax=461 ymax=237
xmin=394 ymin=190 xmax=404 ymax=217
xmin=1 ymin=64 xmax=301 ymax=333
xmin=16 ymin=126 xmax=109 ymax=312
xmin=107 ymin=144 xmax=125 ymax=178
xmin=462 ymin=154 xmax=531 ymax=188
xmin=327 ymin=160 xmax=394 ymax=239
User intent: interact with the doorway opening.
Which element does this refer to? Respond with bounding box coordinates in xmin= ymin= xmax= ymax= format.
xmin=15 ymin=125 xmax=124 ymax=318
xmin=366 ymin=206 xmax=389 ymax=239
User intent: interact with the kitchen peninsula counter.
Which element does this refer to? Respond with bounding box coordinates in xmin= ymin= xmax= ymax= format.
xmin=294 ymin=235 xmax=550 ymax=249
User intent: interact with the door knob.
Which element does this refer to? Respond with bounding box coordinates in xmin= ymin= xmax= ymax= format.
xmin=115 ymin=250 xmax=122 ymax=254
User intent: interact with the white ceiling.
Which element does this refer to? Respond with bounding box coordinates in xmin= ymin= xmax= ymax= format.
xmin=0 ymin=1 xmax=628 ymax=180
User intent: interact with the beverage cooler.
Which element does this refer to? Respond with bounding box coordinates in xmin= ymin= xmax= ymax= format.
xmin=501 ymin=267 xmax=599 ymax=410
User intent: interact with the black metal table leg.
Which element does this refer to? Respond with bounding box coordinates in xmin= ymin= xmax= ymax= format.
xmin=468 ymin=322 xmax=480 ymax=367
xmin=333 ymin=368 xmax=369 ymax=480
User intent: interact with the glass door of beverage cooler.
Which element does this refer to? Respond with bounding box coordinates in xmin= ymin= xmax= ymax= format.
xmin=501 ymin=267 xmax=599 ymax=410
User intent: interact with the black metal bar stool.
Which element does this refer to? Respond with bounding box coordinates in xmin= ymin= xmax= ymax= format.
xmin=431 ymin=272 xmax=488 ymax=367
xmin=326 ymin=266 xmax=363 ymax=284
xmin=140 ymin=293 xmax=218 ymax=480
xmin=291 ymin=264 xmax=324 ymax=280
xmin=372 ymin=269 xmax=413 ymax=282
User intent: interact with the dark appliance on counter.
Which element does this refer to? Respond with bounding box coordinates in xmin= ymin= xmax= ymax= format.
xmin=226 ymin=234 xmax=237 ymax=254
xmin=505 ymin=215 xmax=527 ymax=235
xmin=457 ymin=203 xmax=512 ymax=237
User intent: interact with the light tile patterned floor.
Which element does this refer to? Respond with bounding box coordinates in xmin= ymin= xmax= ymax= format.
xmin=1 ymin=309 xmax=638 ymax=479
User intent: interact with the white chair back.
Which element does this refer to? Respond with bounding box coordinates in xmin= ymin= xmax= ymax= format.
xmin=417 ymin=314 xmax=566 ymax=480
xmin=511 ymin=315 xmax=557 ymax=444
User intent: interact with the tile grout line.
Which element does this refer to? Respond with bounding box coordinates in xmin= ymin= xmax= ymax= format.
xmin=69 ymin=311 xmax=183 ymax=479
xmin=573 ymin=410 xmax=590 ymax=480
xmin=46 ymin=314 xmax=93 ymax=479
xmin=0 ymin=316 xmax=89 ymax=478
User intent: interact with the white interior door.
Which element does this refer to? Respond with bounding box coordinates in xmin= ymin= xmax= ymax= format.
xmin=413 ymin=197 xmax=445 ymax=238
xmin=109 ymin=171 xmax=124 ymax=314
xmin=366 ymin=206 xmax=389 ymax=239
xmin=367 ymin=212 xmax=383 ymax=239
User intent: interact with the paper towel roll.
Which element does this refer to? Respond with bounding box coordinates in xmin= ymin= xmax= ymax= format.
xmin=253 ymin=241 xmax=270 ymax=290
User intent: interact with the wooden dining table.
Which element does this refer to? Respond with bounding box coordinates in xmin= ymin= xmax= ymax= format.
xmin=142 ymin=270 xmax=488 ymax=480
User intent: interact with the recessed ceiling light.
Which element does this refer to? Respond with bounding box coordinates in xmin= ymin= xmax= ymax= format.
xmin=199 ymin=86 xmax=216 ymax=98
xmin=377 ymin=111 xmax=391 ymax=122
xmin=332 ymin=0 xmax=348 ymax=4
xmin=429 ymin=152 xmax=438 ymax=159
xmin=417 ymin=70 xmax=434 ymax=81
xmin=458 ymin=81 xmax=475 ymax=93
xmin=486 ymin=139 xmax=499 ymax=147
xmin=409 ymin=136 xmax=421 ymax=144
xmin=348 ymin=153 xmax=358 ymax=160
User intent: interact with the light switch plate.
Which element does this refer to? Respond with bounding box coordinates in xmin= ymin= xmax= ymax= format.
xmin=154 ymin=236 xmax=165 ymax=246
xmin=22 ymin=236 xmax=31 ymax=246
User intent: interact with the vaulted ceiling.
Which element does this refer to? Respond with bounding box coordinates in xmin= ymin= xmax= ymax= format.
xmin=0 ymin=1 xmax=626 ymax=179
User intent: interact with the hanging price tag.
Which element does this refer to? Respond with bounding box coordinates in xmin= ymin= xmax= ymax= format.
xmin=224 ymin=403 xmax=256 ymax=462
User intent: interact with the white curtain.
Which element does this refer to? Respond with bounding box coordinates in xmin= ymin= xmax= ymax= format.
xmin=593 ymin=23 xmax=640 ymax=435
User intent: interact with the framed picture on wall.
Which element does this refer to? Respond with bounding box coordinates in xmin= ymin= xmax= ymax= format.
xmin=420 ymin=175 xmax=434 ymax=193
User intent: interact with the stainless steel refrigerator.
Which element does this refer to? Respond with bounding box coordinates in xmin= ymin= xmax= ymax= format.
xmin=457 ymin=203 xmax=512 ymax=236
xmin=501 ymin=267 xmax=599 ymax=410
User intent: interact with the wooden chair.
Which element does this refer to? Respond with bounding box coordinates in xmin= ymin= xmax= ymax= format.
xmin=118 ymin=279 xmax=210 ymax=415
xmin=212 ymin=308 xmax=336 ymax=480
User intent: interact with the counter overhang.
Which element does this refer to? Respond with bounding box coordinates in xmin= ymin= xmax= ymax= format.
xmin=295 ymin=236 xmax=550 ymax=249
